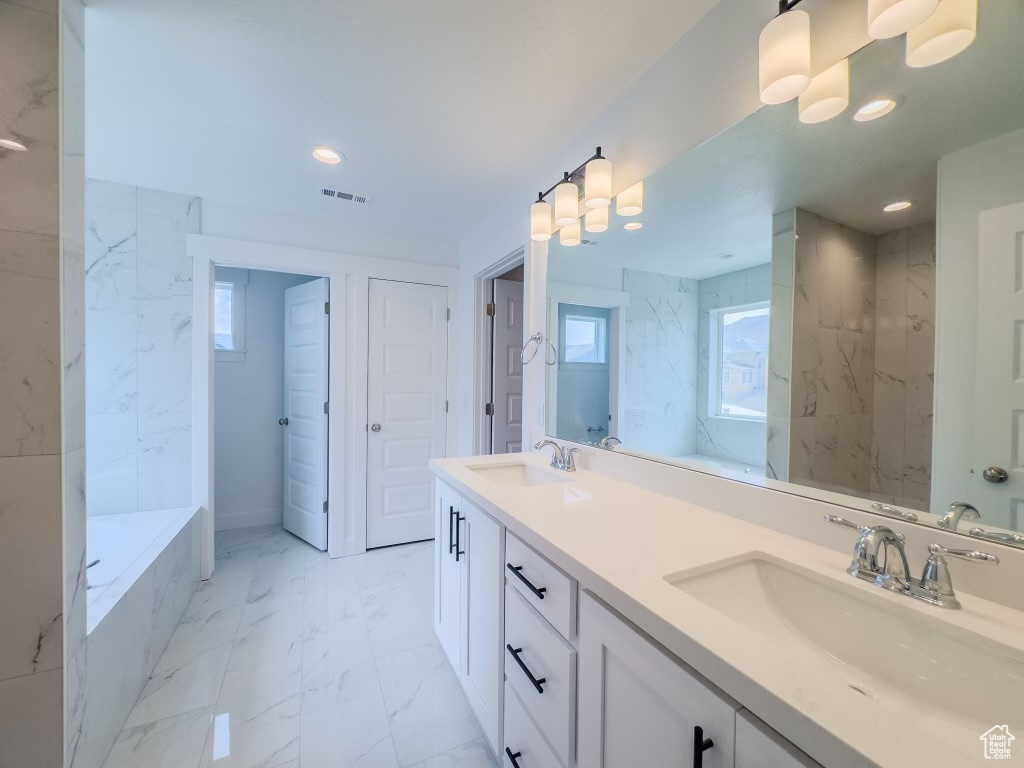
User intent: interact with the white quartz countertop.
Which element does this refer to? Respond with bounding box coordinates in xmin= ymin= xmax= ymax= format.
xmin=431 ymin=453 xmax=1024 ymax=768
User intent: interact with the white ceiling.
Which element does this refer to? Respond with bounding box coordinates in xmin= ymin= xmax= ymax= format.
xmin=551 ymin=0 xmax=1024 ymax=281
xmin=84 ymin=0 xmax=718 ymax=241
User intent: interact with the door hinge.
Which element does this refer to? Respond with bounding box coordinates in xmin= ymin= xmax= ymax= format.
xmin=445 ymin=400 xmax=449 ymax=413
xmin=323 ymin=500 xmax=328 ymax=513
xmin=447 ymin=307 xmax=451 ymax=321
xmin=324 ymin=301 xmax=330 ymax=315
xmin=485 ymin=402 xmax=495 ymax=417
xmin=323 ymin=401 xmax=329 ymax=414
xmin=486 ymin=302 xmax=496 ymax=317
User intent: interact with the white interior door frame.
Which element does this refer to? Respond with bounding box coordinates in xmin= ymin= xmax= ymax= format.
xmin=545 ymin=281 xmax=629 ymax=443
xmin=191 ymin=234 xmax=458 ymax=575
xmin=472 ymin=247 xmax=525 ymax=455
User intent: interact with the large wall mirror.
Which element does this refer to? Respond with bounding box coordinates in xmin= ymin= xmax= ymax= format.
xmin=545 ymin=0 xmax=1024 ymax=548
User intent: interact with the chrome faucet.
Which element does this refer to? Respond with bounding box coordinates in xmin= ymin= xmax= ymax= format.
xmin=533 ymin=440 xmax=578 ymax=472
xmin=937 ymin=501 xmax=980 ymax=531
xmin=825 ymin=515 xmax=999 ymax=609
xmin=599 ymin=435 xmax=621 ymax=449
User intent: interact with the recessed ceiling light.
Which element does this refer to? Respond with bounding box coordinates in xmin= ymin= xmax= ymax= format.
xmin=853 ymin=98 xmax=898 ymax=122
xmin=0 ymin=138 xmax=27 ymax=151
xmin=883 ymin=200 xmax=913 ymax=212
xmin=312 ymin=146 xmax=344 ymax=165
xmin=623 ymin=221 xmax=644 ymax=231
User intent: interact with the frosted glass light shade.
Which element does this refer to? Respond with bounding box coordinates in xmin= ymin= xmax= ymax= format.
xmin=530 ymin=200 xmax=552 ymax=242
xmin=798 ymin=58 xmax=849 ymax=124
xmin=758 ymin=10 xmax=811 ymax=105
xmin=906 ymin=0 xmax=976 ymax=67
xmin=559 ymin=219 xmax=582 ymax=247
xmin=554 ymin=181 xmax=579 ymax=227
xmin=868 ymin=0 xmax=939 ymax=38
xmin=616 ymin=180 xmax=644 ymax=217
xmin=584 ymin=157 xmax=613 ymax=209
xmin=585 ymin=206 xmax=609 ymax=233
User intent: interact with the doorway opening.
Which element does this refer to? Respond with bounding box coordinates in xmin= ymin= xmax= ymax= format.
xmin=213 ymin=267 xmax=330 ymax=551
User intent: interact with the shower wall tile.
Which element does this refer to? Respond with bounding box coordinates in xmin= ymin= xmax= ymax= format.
xmin=138 ymin=311 xmax=192 ymax=414
xmin=138 ymin=410 xmax=192 ymax=511
xmin=86 ymin=414 xmax=138 ymax=515
xmin=873 ymin=332 xmax=906 ymax=416
xmin=137 ymin=212 xmax=196 ymax=316
xmin=86 ymin=179 xmax=137 ymax=212
xmin=86 ymin=206 xmax=137 ymax=313
xmin=86 ymin=310 xmax=137 ymax=414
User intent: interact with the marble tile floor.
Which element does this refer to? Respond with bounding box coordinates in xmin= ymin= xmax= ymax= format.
xmin=102 ymin=525 xmax=497 ymax=768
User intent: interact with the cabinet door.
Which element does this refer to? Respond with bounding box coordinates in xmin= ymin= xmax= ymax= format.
xmin=578 ymin=592 xmax=737 ymax=768
xmin=735 ymin=710 xmax=822 ymax=768
xmin=460 ymin=498 xmax=504 ymax=754
xmin=434 ymin=480 xmax=462 ymax=669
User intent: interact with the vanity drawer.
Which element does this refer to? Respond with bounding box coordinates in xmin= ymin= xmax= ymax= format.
xmin=503 ymin=681 xmax=564 ymax=768
xmin=504 ymin=586 xmax=576 ymax=768
xmin=505 ymin=533 xmax=576 ymax=640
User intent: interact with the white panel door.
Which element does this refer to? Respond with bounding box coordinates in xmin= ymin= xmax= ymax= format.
xmin=367 ymin=279 xmax=449 ymax=548
xmin=492 ymin=278 xmax=524 ymax=454
xmin=282 ymin=278 xmax=329 ymax=550
xmin=973 ymin=202 xmax=1024 ymax=529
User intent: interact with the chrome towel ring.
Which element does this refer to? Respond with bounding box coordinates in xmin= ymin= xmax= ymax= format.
xmin=521 ymin=333 xmax=557 ymax=366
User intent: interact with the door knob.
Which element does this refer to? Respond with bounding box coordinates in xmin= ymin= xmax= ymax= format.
xmin=370 ymin=423 xmax=382 ymax=432
xmin=278 ymin=418 xmax=289 ymax=426
xmin=983 ymin=466 xmax=1008 ymax=483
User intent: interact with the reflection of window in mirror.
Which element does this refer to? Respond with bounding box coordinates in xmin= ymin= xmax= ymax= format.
xmin=214 ymin=279 xmax=247 ymax=360
xmin=710 ymin=302 xmax=769 ymax=420
xmin=562 ymin=312 xmax=608 ymax=365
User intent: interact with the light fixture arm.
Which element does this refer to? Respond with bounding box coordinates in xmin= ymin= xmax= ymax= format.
xmin=535 ymin=146 xmax=605 ymax=204
xmin=777 ymin=0 xmax=806 ymax=13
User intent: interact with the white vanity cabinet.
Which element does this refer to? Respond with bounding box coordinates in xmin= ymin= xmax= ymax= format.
xmin=735 ymin=710 xmax=823 ymax=768
xmin=433 ymin=480 xmax=504 ymax=755
xmin=578 ymin=591 xmax=738 ymax=768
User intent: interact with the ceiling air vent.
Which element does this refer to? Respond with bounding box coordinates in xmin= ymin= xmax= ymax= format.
xmin=320 ymin=187 xmax=372 ymax=205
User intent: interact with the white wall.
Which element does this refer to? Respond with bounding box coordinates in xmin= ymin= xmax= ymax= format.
xmin=933 ymin=128 xmax=1024 ymax=518
xmin=213 ymin=269 xmax=315 ymax=530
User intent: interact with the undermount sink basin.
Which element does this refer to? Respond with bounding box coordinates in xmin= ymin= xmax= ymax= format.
xmin=467 ymin=461 xmax=569 ymax=488
xmin=666 ymin=554 xmax=1024 ymax=741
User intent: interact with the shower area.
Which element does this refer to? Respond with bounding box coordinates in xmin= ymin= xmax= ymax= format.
xmin=81 ymin=179 xmax=202 ymax=768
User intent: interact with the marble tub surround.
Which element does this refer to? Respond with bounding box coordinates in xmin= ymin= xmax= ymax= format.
xmin=622 ymin=268 xmax=699 ymax=455
xmin=0 ymin=0 xmax=87 ymax=765
xmin=99 ymin=527 xmax=496 ymax=768
xmin=434 ymin=452 xmax=1024 ymax=768
xmin=80 ymin=508 xmax=200 ymax=768
xmin=85 ymin=179 xmax=200 ymax=515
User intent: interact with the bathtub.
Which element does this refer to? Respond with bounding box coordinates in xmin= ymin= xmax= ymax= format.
xmin=81 ymin=507 xmax=201 ymax=768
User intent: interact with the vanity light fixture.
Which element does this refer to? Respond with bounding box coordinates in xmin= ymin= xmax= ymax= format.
xmin=312 ymin=146 xmax=344 ymax=165
xmin=906 ymin=0 xmax=977 ymax=67
xmin=585 ymin=206 xmax=609 ymax=233
xmin=531 ymin=198 xmax=553 ymax=241
xmin=799 ymin=58 xmax=850 ymax=124
xmin=867 ymin=0 xmax=939 ymax=39
xmin=623 ymin=221 xmax=644 ymax=231
xmin=554 ymin=174 xmax=579 ymax=227
xmin=0 ymin=138 xmax=27 ymax=151
xmin=584 ymin=153 xmax=613 ymax=209
xmin=616 ymin=180 xmax=644 ymax=217
xmin=883 ymin=200 xmax=913 ymax=212
xmin=560 ymin=219 xmax=582 ymax=246
xmin=853 ymin=98 xmax=898 ymax=122
xmin=758 ymin=5 xmax=811 ymax=105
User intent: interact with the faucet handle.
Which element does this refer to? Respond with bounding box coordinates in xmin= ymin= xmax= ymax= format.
xmin=564 ymin=447 xmax=580 ymax=471
xmin=824 ymin=514 xmax=863 ymax=532
xmin=928 ymin=544 xmax=1000 ymax=565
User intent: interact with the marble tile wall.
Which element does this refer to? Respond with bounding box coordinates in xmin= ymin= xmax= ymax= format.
xmin=0 ymin=0 xmax=86 ymax=765
xmin=766 ymin=210 xmax=795 ymax=481
xmin=870 ymin=223 xmax=936 ymax=510
xmin=85 ymin=180 xmax=200 ymax=515
xmin=695 ymin=263 xmax=771 ymax=467
xmin=621 ymin=269 xmax=700 ymax=456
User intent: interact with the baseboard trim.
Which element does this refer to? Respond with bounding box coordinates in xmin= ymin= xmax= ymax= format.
xmin=215 ymin=507 xmax=281 ymax=531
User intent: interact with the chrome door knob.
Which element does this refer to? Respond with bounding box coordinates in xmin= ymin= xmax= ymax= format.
xmin=370 ymin=423 xmax=382 ymax=433
xmin=983 ymin=466 xmax=1009 ymax=483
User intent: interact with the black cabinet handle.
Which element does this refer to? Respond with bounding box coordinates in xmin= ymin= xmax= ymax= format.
xmin=455 ymin=514 xmax=465 ymax=562
xmin=693 ymin=725 xmax=714 ymax=768
xmin=505 ymin=748 xmax=523 ymax=768
xmin=506 ymin=564 xmax=546 ymax=600
xmin=506 ymin=644 xmax=546 ymax=694
xmin=448 ymin=506 xmax=455 ymax=555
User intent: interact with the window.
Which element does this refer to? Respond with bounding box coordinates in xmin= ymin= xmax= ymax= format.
xmin=710 ymin=302 xmax=770 ymax=420
xmin=563 ymin=314 xmax=608 ymax=364
xmin=214 ymin=270 xmax=247 ymax=361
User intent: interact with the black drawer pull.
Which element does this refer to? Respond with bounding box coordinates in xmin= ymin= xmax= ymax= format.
xmin=693 ymin=725 xmax=714 ymax=768
xmin=506 ymin=563 xmax=546 ymax=600
xmin=506 ymin=644 xmax=546 ymax=694
xmin=505 ymin=748 xmax=523 ymax=768
xmin=455 ymin=514 xmax=465 ymax=562
xmin=448 ymin=506 xmax=455 ymax=555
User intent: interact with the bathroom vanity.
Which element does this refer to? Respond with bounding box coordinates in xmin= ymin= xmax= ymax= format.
xmin=431 ymin=453 xmax=1024 ymax=768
